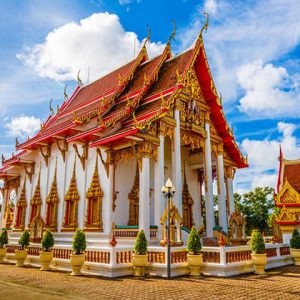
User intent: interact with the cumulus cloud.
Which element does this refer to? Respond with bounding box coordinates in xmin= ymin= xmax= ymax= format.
xmin=235 ymin=121 xmax=300 ymax=192
xmin=177 ymin=0 xmax=300 ymax=109
xmin=17 ymin=12 xmax=164 ymax=82
xmin=5 ymin=116 xmax=41 ymax=138
xmin=204 ymin=0 xmax=218 ymax=15
xmin=238 ymin=61 xmax=300 ymax=118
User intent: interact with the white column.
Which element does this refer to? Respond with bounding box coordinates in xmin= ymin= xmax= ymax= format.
xmin=217 ymin=153 xmax=227 ymax=232
xmin=139 ymin=157 xmax=150 ymax=240
xmin=227 ymin=176 xmax=235 ymax=216
xmin=204 ymin=121 xmax=214 ymax=237
xmin=104 ymin=162 xmax=114 ymax=234
xmin=172 ymin=110 xmax=182 ymax=216
xmin=154 ymin=135 xmax=165 ymax=231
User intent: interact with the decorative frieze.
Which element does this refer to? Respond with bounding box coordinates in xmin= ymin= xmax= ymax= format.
xmin=181 ymin=131 xmax=205 ymax=150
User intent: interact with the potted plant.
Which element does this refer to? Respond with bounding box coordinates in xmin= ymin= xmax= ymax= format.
xmin=70 ymin=229 xmax=86 ymax=276
xmin=250 ymin=230 xmax=267 ymax=275
xmin=0 ymin=229 xmax=9 ymax=263
xmin=15 ymin=230 xmax=30 ymax=267
xmin=187 ymin=226 xmax=203 ymax=276
xmin=39 ymin=230 xmax=55 ymax=271
xmin=290 ymin=229 xmax=300 ymax=265
xmin=132 ymin=230 xmax=148 ymax=277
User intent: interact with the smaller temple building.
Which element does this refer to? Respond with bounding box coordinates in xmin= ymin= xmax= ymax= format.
xmin=275 ymin=148 xmax=300 ymax=243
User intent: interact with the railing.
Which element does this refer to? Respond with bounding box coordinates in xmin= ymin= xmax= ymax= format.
xmin=116 ymin=250 xmax=132 ymax=264
xmin=226 ymin=250 xmax=251 ymax=263
xmin=148 ymin=251 xmax=165 ymax=263
xmin=202 ymin=249 xmax=221 ymax=263
xmin=280 ymin=246 xmax=290 ymax=256
xmin=112 ymin=226 xmax=158 ymax=239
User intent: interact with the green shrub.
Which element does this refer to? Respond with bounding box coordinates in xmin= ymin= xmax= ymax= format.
xmin=18 ymin=230 xmax=30 ymax=250
xmin=290 ymin=229 xmax=300 ymax=249
xmin=187 ymin=226 xmax=202 ymax=255
xmin=250 ymin=230 xmax=265 ymax=254
xmin=72 ymin=229 xmax=86 ymax=255
xmin=0 ymin=229 xmax=8 ymax=248
xmin=41 ymin=230 xmax=54 ymax=252
xmin=134 ymin=230 xmax=147 ymax=255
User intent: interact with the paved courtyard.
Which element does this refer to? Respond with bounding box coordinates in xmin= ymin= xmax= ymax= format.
xmin=0 ymin=264 xmax=299 ymax=300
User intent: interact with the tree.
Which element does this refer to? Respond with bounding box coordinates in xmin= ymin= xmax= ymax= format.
xmin=234 ymin=187 xmax=274 ymax=235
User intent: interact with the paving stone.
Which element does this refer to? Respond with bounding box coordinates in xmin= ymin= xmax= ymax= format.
xmin=0 ymin=264 xmax=299 ymax=300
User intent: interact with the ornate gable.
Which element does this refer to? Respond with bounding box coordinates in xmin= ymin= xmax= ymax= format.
xmin=275 ymin=179 xmax=300 ymax=206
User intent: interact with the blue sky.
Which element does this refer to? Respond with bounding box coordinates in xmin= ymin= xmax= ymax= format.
xmin=0 ymin=0 xmax=299 ymax=193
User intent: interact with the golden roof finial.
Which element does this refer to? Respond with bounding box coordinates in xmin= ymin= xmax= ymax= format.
xmin=200 ymin=12 xmax=209 ymax=37
xmin=142 ymin=24 xmax=151 ymax=49
xmin=64 ymin=84 xmax=68 ymax=101
xmin=167 ymin=19 xmax=176 ymax=46
xmin=49 ymin=99 xmax=54 ymax=115
xmin=77 ymin=70 xmax=83 ymax=86
xmin=15 ymin=137 xmax=19 ymax=148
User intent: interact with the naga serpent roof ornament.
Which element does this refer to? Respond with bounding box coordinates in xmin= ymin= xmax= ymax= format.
xmin=77 ymin=69 xmax=83 ymax=86
xmin=64 ymin=84 xmax=68 ymax=101
xmin=200 ymin=12 xmax=209 ymax=37
xmin=167 ymin=20 xmax=176 ymax=46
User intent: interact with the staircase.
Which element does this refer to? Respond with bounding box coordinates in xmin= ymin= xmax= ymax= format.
xmin=203 ymin=237 xmax=219 ymax=247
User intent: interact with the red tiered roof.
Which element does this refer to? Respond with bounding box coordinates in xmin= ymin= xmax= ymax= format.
xmin=3 ymin=27 xmax=248 ymax=172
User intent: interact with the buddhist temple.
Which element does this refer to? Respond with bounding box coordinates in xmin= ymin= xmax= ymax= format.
xmin=275 ymin=147 xmax=300 ymax=243
xmin=0 ymin=15 xmax=250 ymax=271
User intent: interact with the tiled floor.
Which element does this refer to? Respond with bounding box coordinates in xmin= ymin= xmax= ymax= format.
xmin=0 ymin=264 xmax=299 ymax=300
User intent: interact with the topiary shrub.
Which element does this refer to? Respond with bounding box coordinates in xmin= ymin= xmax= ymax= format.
xmin=251 ymin=230 xmax=265 ymax=254
xmin=134 ymin=230 xmax=147 ymax=255
xmin=41 ymin=230 xmax=54 ymax=252
xmin=72 ymin=229 xmax=86 ymax=255
xmin=187 ymin=226 xmax=202 ymax=255
xmin=18 ymin=230 xmax=30 ymax=250
xmin=0 ymin=229 xmax=8 ymax=248
xmin=290 ymin=229 xmax=300 ymax=249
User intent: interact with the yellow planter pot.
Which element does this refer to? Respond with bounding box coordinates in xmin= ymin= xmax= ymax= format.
xmin=290 ymin=248 xmax=300 ymax=266
xmin=15 ymin=249 xmax=28 ymax=267
xmin=70 ymin=254 xmax=85 ymax=276
xmin=132 ymin=254 xmax=148 ymax=277
xmin=251 ymin=253 xmax=267 ymax=275
xmin=187 ymin=254 xmax=203 ymax=277
xmin=0 ymin=248 xmax=7 ymax=264
xmin=39 ymin=251 xmax=53 ymax=271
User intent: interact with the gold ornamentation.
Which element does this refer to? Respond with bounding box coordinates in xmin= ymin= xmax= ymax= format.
xmin=45 ymin=161 xmax=59 ymax=231
xmin=182 ymin=162 xmax=194 ymax=229
xmin=29 ymin=166 xmax=42 ymax=225
xmin=84 ymin=157 xmax=104 ymax=231
xmin=62 ymin=159 xmax=79 ymax=231
xmin=73 ymin=143 xmax=88 ymax=170
xmin=24 ymin=162 xmax=35 ymax=184
xmin=128 ymin=164 xmax=139 ymax=226
xmin=64 ymin=84 xmax=68 ymax=101
xmin=275 ymin=206 xmax=297 ymax=223
xmin=180 ymin=131 xmax=205 ymax=150
xmin=160 ymin=201 xmax=183 ymax=247
xmin=49 ymin=99 xmax=54 ymax=115
xmin=275 ymin=179 xmax=300 ymax=205
xmin=39 ymin=144 xmax=51 ymax=167
xmin=14 ymin=179 xmax=27 ymax=230
xmin=56 ymin=140 xmax=68 ymax=162
xmin=77 ymin=69 xmax=83 ymax=86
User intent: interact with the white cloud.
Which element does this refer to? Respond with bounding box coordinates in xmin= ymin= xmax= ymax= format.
xmin=5 ymin=116 xmax=41 ymax=138
xmin=204 ymin=0 xmax=218 ymax=15
xmin=238 ymin=61 xmax=300 ymax=118
xmin=17 ymin=12 xmax=164 ymax=82
xmin=177 ymin=0 xmax=300 ymax=111
xmin=235 ymin=121 xmax=300 ymax=192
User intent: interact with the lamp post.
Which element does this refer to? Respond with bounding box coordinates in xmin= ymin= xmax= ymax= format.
xmin=162 ymin=178 xmax=175 ymax=279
